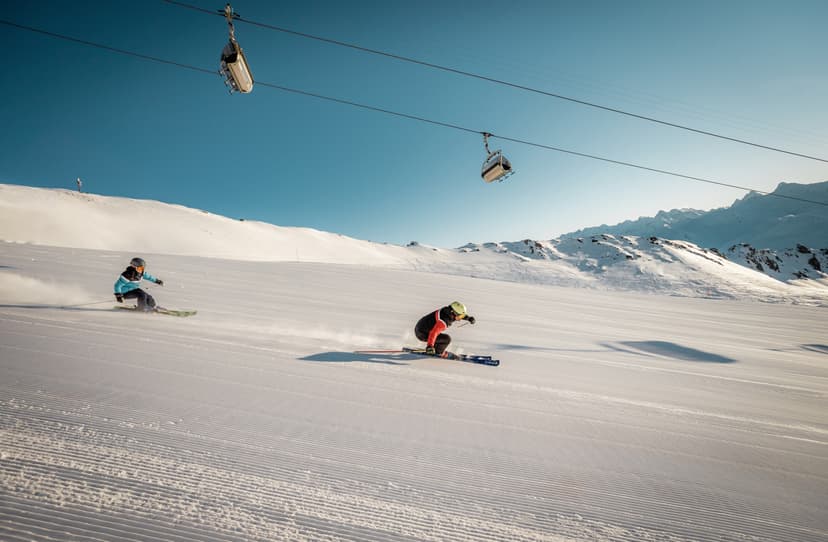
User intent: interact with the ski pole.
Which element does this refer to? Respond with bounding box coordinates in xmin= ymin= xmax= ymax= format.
xmin=59 ymin=299 xmax=113 ymax=309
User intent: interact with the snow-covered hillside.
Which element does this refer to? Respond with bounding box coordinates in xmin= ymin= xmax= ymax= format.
xmin=2 ymin=242 xmax=827 ymax=542
xmin=0 ymin=184 xmax=408 ymax=265
xmin=561 ymin=181 xmax=828 ymax=282
xmin=2 ymin=184 xmax=827 ymax=541
xmin=457 ymin=235 xmax=828 ymax=299
xmin=726 ymin=243 xmax=828 ymax=281
xmin=2 ymin=184 xmax=826 ymax=305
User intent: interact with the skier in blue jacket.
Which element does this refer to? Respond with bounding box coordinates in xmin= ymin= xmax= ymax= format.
xmin=114 ymin=257 xmax=164 ymax=311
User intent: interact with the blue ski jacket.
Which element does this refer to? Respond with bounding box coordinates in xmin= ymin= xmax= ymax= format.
xmin=114 ymin=266 xmax=160 ymax=294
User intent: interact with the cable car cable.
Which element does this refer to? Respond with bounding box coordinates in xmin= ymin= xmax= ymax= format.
xmin=0 ymin=19 xmax=218 ymax=77
xmin=494 ymin=133 xmax=822 ymax=204
xmin=2 ymin=18 xmax=826 ymax=208
xmin=161 ymin=0 xmax=828 ymax=165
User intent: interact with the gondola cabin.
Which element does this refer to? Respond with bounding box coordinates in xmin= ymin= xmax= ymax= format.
xmin=480 ymin=132 xmax=513 ymax=183
xmin=220 ymin=41 xmax=254 ymax=93
xmin=481 ymin=150 xmax=513 ymax=183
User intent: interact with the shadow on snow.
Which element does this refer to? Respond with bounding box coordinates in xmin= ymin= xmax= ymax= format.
xmin=603 ymin=340 xmax=736 ymax=363
xmin=497 ymin=343 xmax=608 ymax=353
xmin=300 ymin=352 xmax=410 ymax=366
xmin=801 ymin=344 xmax=828 ymax=355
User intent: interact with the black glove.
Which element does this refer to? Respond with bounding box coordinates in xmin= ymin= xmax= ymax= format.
xmin=466 ymin=315 xmax=476 ymax=324
xmin=115 ymin=293 xmax=123 ymax=303
xmin=155 ymin=279 xmax=164 ymax=286
xmin=425 ymin=346 xmax=436 ymax=355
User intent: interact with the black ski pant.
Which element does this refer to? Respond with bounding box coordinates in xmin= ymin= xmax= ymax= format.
xmin=123 ymin=288 xmax=156 ymax=310
xmin=415 ymin=327 xmax=451 ymax=355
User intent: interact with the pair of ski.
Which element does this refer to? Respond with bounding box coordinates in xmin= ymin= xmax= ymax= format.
xmin=355 ymin=347 xmax=500 ymax=367
xmin=115 ymin=305 xmax=197 ymax=317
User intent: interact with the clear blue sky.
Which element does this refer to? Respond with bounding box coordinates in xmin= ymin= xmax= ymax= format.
xmin=2 ymin=0 xmax=827 ymax=247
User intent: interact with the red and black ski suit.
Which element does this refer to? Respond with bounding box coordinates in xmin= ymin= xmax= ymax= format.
xmin=415 ymin=305 xmax=461 ymax=356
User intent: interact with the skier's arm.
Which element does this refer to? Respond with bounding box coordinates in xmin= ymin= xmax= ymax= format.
xmin=143 ymin=272 xmax=163 ymax=285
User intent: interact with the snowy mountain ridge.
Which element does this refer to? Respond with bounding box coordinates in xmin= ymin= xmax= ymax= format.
xmin=1 ymin=183 xmax=826 ymax=305
xmin=725 ymin=243 xmax=827 ymax=280
xmin=461 ymin=234 xmax=828 ymax=284
xmin=554 ymin=180 xmax=828 ymax=285
xmin=563 ymin=181 xmax=828 ymax=251
xmin=454 ymin=234 xmax=827 ymax=303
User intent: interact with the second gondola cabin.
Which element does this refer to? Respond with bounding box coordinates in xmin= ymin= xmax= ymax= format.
xmin=481 ymin=151 xmax=513 ymax=183
xmin=480 ymin=132 xmax=513 ymax=183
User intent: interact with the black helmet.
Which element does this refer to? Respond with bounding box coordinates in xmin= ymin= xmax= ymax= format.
xmin=129 ymin=257 xmax=146 ymax=269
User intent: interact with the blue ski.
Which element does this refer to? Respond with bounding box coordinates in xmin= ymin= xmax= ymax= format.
xmin=402 ymin=347 xmax=500 ymax=366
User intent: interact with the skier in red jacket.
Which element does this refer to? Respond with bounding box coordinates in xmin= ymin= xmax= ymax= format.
xmin=415 ymin=301 xmax=476 ymax=357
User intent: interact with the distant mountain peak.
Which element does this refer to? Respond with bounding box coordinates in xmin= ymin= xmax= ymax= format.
xmin=562 ymin=180 xmax=828 ymax=251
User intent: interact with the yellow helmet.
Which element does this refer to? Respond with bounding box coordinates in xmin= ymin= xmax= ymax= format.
xmin=449 ymin=301 xmax=467 ymax=318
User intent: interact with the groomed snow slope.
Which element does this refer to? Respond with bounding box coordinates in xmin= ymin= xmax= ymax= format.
xmin=1 ymin=243 xmax=826 ymax=541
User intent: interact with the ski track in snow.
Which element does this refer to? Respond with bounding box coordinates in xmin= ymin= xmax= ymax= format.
xmin=1 ymin=244 xmax=827 ymax=541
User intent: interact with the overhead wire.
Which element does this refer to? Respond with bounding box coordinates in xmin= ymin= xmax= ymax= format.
xmin=0 ymin=20 xmax=218 ymax=77
xmin=162 ymin=0 xmax=828 ymax=165
xmin=1 ymin=18 xmax=826 ymax=209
